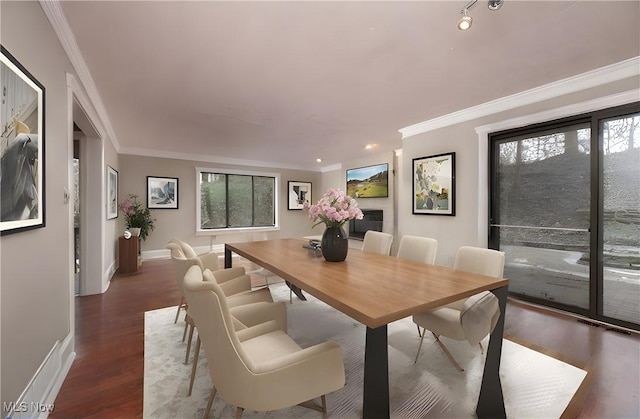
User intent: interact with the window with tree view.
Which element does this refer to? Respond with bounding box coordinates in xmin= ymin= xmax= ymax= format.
xmin=490 ymin=103 xmax=640 ymax=330
xmin=198 ymin=170 xmax=276 ymax=230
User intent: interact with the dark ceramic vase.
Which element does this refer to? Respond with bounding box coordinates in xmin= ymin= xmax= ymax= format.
xmin=321 ymin=226 xmax=348 ymax=262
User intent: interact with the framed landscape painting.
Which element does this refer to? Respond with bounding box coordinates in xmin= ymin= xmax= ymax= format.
xmin=288 ymin=181 xmax=312 ymax=210
xmin=413 ymin=152 xmax=455 ymax=216
xmin=147 ymin=176 xmax=178 ymax=209
xmin=0 ymin=46 xmax=46 ymax=235
xmin=346 ymin=163 xmax=389 ymax=198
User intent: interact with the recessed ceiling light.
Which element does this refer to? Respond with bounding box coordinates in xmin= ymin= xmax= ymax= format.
xmin=365 ymin=144 xmax=378 ymax=150
xmin=316 ymin=158 xmax=322 ymax=163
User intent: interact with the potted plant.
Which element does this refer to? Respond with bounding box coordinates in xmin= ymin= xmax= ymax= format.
xmin=303 ymin=188 xmax=363 ymax=262
xmin=119 ymin=194 xmax=155 ymax=241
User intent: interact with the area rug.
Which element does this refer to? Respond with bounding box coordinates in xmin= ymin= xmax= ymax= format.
xmin=144 ymin=281 xmax=586 ymax=418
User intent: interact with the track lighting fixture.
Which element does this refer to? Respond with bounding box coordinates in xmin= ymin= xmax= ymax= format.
xmin=488 ymin=0 xmax=504 ymax=11
xmin=457 ymin=9 xmax=473 ymax=31
xmin=457 ymin=0 xmax=503 ymax=31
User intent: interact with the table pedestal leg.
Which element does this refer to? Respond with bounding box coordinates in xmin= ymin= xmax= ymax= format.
xmin=363 ymin=325 xmax=389 ymax=419
xmin=476 ymin=285 xmax=508 ymax=418
xmin=224 ymin=246 xmax=232 ymax=268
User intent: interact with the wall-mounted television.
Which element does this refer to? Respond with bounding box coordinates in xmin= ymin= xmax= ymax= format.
xmin=346 ymin=163 xmax=389 ymax=198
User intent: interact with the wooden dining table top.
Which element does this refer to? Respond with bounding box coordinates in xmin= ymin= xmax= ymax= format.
xmin=226 ymin=238 xmax=509 ymax=329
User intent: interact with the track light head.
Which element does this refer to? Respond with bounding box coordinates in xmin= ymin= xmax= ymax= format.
xmin=457 ymin=9 xmax=473 ymax=31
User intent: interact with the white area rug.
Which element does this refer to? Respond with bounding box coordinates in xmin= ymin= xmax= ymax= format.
xmin=144 ymin=282 xmax=586 ymax=418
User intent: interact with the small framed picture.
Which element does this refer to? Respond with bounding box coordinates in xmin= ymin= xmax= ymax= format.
xmin=107 ymin=166 xmax=118 ymax=219
xmin=147 ymin=176 xmax=178 ymax=209
xmin=288 ymin=181 xmax=312 ymax=210
xmin=413 ymin=152 xmax=455 ymax=216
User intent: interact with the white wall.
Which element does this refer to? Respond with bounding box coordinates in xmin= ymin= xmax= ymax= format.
xmin=1 ymin=0 xmax=76 ymax=409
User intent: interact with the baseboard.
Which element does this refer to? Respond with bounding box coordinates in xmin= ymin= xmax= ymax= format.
xmin=4 ymin=336 xmax=76 ymax=419
xmin=103 ymin=259 xmax=118 ymax=292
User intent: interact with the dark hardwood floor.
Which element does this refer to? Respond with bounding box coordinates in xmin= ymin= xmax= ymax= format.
xmin=50 ymin=258 xmax=639 ymax=419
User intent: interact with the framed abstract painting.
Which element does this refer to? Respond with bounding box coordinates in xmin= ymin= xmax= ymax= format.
xmin=1 ymin=45 xmax=46 ymax=235
xmin=413 ymin=152 xmax=455 ymax=216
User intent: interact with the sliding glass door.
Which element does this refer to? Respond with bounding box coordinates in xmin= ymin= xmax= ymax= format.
xmin=601 ymin=114 xmax=640 ymax=325
xmin=490 ymin=103 xmax=639 ymax=330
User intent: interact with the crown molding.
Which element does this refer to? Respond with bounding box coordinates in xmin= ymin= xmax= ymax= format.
xmin=119 ymin=146 xmax=326 ymax=172
xmin=475 ymin=90 xmax=640 ymax=135
xmin=40 ymin=0 xmax=121 ymax=150
xmin=399 ymin=56 xmax=640 ymax=139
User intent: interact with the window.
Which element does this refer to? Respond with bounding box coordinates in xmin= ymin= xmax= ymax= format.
xmin=196 ymin=168 xmax=278 ymax=232
xmin=489 ymin=102 xmax=640 ymax=331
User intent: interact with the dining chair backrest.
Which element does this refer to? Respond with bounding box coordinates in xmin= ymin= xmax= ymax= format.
xmin=361 ymin=230 xmax=394 ymax=255
xmin=453 ymin=246 xmax=505 ymax=278
xmin=397 ymin=235 xmax=438 ymax=264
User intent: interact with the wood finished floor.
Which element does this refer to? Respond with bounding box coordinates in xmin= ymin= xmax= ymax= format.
xmin=50 ymin=258 xmax=639 ymax=419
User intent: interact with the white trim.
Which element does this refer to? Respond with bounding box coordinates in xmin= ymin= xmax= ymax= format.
xmin=400 ymin=56 xmax=640 ymax=139
xmin=5 ymin=338 xmax=75 ymax=419
xmin=120 ymin=147 xmax=321 ymax=172
xmin=475 ymin=90 xmax=640 ymax=135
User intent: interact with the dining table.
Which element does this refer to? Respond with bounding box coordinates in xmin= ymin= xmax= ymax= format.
xmin=225 ymin=238 xmax=509 ymax=419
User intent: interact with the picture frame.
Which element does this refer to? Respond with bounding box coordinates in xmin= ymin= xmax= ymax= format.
xmin=288 ymin=181 xmax=312 ymax=210
xmin=1 ymin=45 xmax=46 ymax=235
xmin=107 ymin=166 xmax=118 ymax=219
xmin=346 ymin=163 xmax=389 ymax=198
xmin=147 ymin=176 xmax=179 ymax=209
xmin=413 ymin=152 xmax=456 ymax=216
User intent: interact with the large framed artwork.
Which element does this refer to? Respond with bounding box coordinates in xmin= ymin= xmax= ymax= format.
xmin=288 ymin=181 xmax=312 ymax=210
xmin=413 ymin=152 xmax=456 ymax=216
xmin=1 ymin=46 xmax=46 ymax=235
xmin=147 ymin=176 xmax=179 ymax=209
xmin=346 ymin=163 xmax=389 ymax=198
xmin=107 ymin=166 xmax=118 ymax=219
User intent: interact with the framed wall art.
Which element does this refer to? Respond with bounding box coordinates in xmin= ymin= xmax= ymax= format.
xmin=1 ymin=45 xmax=46 ymax=235
xmin=107 ymin=166 xmax=118 ymax=219
xmin=413 ymin=152 xmax=455 ymax=216
xmin=147 ymin=176 xmax=179 ymax=209
xmin=346 ymin=163 xmax=389 ymax=198
xmin=288 ymin=181 xmax=312 ymax=210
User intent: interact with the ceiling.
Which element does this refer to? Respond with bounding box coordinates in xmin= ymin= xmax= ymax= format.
xmin=58 ymin=1 xmax=640 ymax=171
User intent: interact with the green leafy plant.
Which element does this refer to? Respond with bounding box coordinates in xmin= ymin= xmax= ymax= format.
xmin=119 ymin=194 xmax=155 ymax=240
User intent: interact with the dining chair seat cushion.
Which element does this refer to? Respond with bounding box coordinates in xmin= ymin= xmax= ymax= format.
xmin=241 ymin=330 xmax=303 ymax=364
xmin=413 ymin=307 xmax=466 ymax=341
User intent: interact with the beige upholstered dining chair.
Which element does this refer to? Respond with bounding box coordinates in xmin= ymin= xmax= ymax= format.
xmin=361 ymin=230 xmax=394 ymax=255
xmin=397 ymin=235 xmax=438 ymax=336
xmin=396 ymin=235 xmax=438 ymax=264
xmin=183 ymin=264 xmax=345 ymax=419
xmin=188 ymin=297 xmax=288 ymax=396
xmin=412 ymin=246 xmax=505 ymax=371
